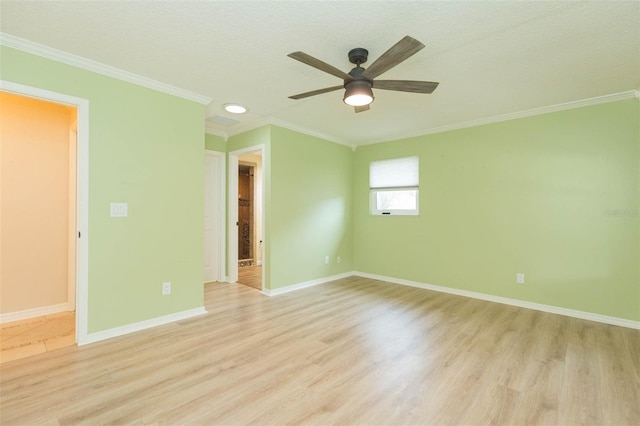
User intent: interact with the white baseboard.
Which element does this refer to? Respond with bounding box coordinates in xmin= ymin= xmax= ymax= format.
xmin=79 ymin=307 xmax=207 ymax=346
xmin=0 ymin=302 xmax=72 ymax=324
xmin=73 ymin=270 xmax=638 ymax=346
xmin=353 ymin=271 xmax=640 ymax=330
xmin=261 ymin=272 xmax=353 ymax=297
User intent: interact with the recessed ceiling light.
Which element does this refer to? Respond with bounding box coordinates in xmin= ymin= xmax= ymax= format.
xmin=223 ymin=103 xmax=247 ymax=114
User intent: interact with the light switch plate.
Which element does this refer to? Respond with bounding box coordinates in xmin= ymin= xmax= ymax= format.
xmin=110 ymin=202 xmax=128 ymax=217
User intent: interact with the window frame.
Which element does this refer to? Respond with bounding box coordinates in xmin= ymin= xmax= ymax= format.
xmin=369 ymin=187 xmax=419 ymax=216
xmin=369 ymin=155 xmax=420 ymax=216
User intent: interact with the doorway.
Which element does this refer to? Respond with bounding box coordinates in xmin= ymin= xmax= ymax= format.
xmin=238 ymin=163 xmax=255 ymax=267
xmin=0 ymin=91 xmax=77 ymax=362
xmin=229 ymin=146 xmax=264 ymax=290
xmin=0 ymin=80 xmax=89 ymax=349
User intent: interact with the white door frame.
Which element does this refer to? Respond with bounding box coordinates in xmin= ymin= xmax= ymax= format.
xmin=1 ymin=80 xmax=90 ymax=345
xmin=228 ymin=144 xmax=265 ymax=287
xmin=204 ymin=150 xmax=226 ymax=282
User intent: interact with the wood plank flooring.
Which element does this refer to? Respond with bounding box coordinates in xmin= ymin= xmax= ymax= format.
xmin=238 ymin=264 xmax=262 ymax=290
xmin=0 ymin=312 xmax=75 ymax=364
xmin=1 ymin=276 xmax=639 ymax=425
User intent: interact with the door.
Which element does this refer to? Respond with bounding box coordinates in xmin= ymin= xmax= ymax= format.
xmin=204 ymin=151 xmax=224 ymax=282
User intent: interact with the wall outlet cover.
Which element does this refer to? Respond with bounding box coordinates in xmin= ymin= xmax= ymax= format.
xmin=110 ymin=202 xmax=128 ymax=217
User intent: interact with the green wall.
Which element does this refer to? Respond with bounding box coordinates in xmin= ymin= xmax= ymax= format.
xmin=3 ymin=44 xmax=636 ymax=334
xmin=226 ymin=125 xmax=353 ymax=290
xmin=354 ymin=99 xmax=639 ymax=321
xmin=1 ymin=46 xmax=206 ymax=332
xmin=270 ymin=126 xmax=353 ymax=288
xmin=205 ymin=133 xmax=226 ymax=152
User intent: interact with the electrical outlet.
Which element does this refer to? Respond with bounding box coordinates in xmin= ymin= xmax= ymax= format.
xmin=516 ymin=273 xmax=525 ymax=284
xmin=162 ymin=282 xmax=171 ymax=295
xmin=337 ymin=256 xmax=341 ymax=264
xmin=324 ymin=256 xmax=329 ymax=265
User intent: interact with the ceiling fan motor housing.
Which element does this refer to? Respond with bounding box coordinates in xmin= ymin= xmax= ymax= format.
xmin=346 ymin=65 xmax=371 ymax=82
xmin=348 ymin=47 xmax=369 ymax=65
xmin=344 ymin=66 xmax=373 ymax=90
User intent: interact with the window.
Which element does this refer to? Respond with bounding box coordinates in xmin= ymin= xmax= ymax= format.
xmin=369 ymin=156 xmax=419 ymax=216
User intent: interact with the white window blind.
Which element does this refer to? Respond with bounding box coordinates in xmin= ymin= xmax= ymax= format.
xmin=369 ymin=156 xmax=419 ymax=189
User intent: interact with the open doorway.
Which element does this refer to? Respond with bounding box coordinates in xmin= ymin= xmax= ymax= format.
xmin=0 ymin=92 xmax=77 ymax=362
xmin=229 ymin=146 xmax=264 ymax=290
xmin=237 ymin=161 xmax=259 ymax=289
xmin=238 ymin=163 xmax=255 ymax=266
xmin=0 ymin=80 xmax=89 ymax=356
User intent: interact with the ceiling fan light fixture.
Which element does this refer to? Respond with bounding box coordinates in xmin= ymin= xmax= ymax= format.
xmin=288 ymin=36 xmax=436 ymax=112
xmin=223 ymin=103 xmax=247 ymax=114
xmin=343 ymin=80 xmax=374 ymax=107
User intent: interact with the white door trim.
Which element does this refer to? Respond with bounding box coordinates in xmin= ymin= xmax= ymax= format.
xmin=1 ymin=80 xmax=90 ymax=345
xmin=228 ymin=144 xmax=265 ymax=288
xmin=204 ymin=150 xmax=226 ymax=282
xmin=67 ymin=128 xmax=77 ymax=311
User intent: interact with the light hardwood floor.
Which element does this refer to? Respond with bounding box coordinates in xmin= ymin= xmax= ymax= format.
xmin=1 ymin=276 xmax=639 ymax=425
xmin=0 ymin=312 xmax=75 ymax=364
xmin=238 ymin=264 xmax=262 ymax=290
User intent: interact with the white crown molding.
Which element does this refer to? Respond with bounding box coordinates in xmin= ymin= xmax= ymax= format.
xmin=0 ymin=32 xmax=212 ymax=105
xmin=359 ymin=90 xmax=638 ymax=146
xmin=206 ymin=114 xmax=350 ymax=147
xmin=204 ymin=123 xmax=229 ymax=140
xmin=2 ymin=32 xmax=634 ymax=142
xmin=219 ymin=90 xmax=636 ymax=148
xmin=353 ymin=271 xmax=640 ymax=330
xmin=225 ymin=116 xmax=351 ymax=147
xmin=268 ymin=117 xmax=352 ymax=147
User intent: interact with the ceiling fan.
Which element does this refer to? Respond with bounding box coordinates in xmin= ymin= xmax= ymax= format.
xmin=287 ymin=35 xmax=439 ymax=113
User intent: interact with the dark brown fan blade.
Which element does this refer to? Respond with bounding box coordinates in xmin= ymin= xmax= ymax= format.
xmin=362 ymin=36 xmax=425 ymax=80
xmin=374 ymin=80 xmax=439 ymax=94
xmin=354 ymin=104 xmax=370 ymax=113
xmin=289 ymin=85 xmax=344 ymax=100
xmin=288 ymin=52 xmax=352 ymax=80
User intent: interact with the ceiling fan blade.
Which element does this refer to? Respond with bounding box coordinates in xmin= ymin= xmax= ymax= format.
xmin=355 ymin=104 xmax=370 ymax=113
xmin=288 ymin=51 xmax=352 ymax=80
xmin=289 ymin=85 xmax=343 ymax=100
xmin=374 ymin=80 xmax=439 ymax=94
xmin=362 ymin=36 xmax=425 ymax=80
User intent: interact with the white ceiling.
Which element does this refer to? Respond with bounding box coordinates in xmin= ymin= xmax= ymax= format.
xmin=1 ymin=1 xmax=638 ymax=146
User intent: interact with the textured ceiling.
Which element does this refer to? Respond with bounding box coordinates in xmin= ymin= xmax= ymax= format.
xmin=1 ymin=1 xmax=638 ymax=146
